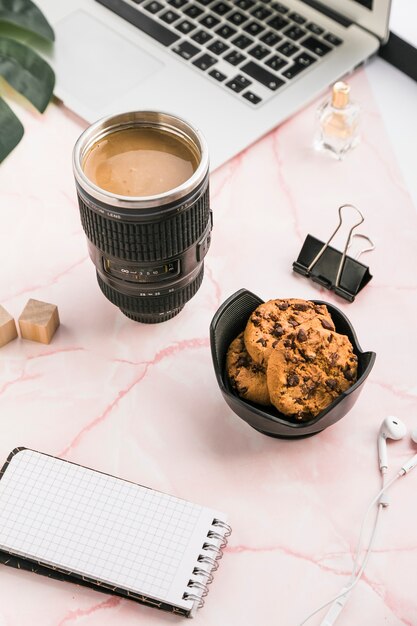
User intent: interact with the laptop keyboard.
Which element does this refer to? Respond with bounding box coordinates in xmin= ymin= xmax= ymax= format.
xmin=96 ymin=0 xmax=344 ymax=106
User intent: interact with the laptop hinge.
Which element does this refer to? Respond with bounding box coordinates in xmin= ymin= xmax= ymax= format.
xmin=300 ymin=0 xmax=352 ymax=27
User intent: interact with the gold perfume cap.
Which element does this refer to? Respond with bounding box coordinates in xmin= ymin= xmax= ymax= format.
xmin=332 ymin=81 xmax=350 ymax=108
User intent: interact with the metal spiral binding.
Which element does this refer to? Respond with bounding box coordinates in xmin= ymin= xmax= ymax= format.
xmin=197 ymin=554 xmax=219 ymax=570
xmin=202 ymin=541 xmax=223 ymax=560
xmin=183 ymin=519 xmax=231 ymax=610
xmin=207 ymin=530 xmax=227 ymax=548
xmin=213 ymin=518 xmax=232 ymax=536
xmin=187 ymin=580 xmax=209 ymax=596
xmin=182 ymin=592 xmax=205 ymax=608
xmin=193 ymin=567 xmax=214 ymax=583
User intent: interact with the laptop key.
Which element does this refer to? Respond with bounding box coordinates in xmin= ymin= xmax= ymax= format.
xmin=229 ymin=11 xmax=248 ymax=26
xmin=324 ymin=32 xmax=343 ymax=46
xmin=294 ymin=51 xmax=316 ymax=66
xmin=176 ymin=20 xmax=196 ymax=34
xmin=307 ymin=22 xmax=324 ymax=35
xmin=200 ymin=14 xmax=220 ymax=29
xmin=160 ymin=10 xmax=180 ymax=24
xmin=235 ymin=74 xmax=251 ymax=87
xmin=184 ymin=5 xmax=204 ymax=18
xmin=236 ymin=0 xmax=255 ymax=9
xmin=224 ymin=50 xmax=246 ymax=66
xmin=288 ymin=12 xmax=306 ymax=24
xmin=249 ymin=44 xmax=269 ymax=60
xmin=277 ymin=41 xmax=299 ymax=56
xmin=172 ymin=40 xmax=201 ymax=59
xmin=242 ymin=91 xmax=262 ymax=104
xmin=209 ymin=68 xmax=227 ymax=81
xmin=226 ymin=79 xmax=245 ymax=93
xmin=251 ymin=6 xmax=272 ymax=21
xmin=196 ymin=0 xmax=214 ymax=4
xmin=168 ymin=0 xmax=187 ymax=6
xmin=211 ymin=1 xmax=232 ymax=15
xmin=96 ymin=0 xmax=180 ymax=46
xmin=259 ymin=31 xmax=281 ymax=46
xmin=243 ymin=21 xmax=265 ymax=36
xmin=265 ymin=54 xmax=287 ymax=71
xmin=215 ymin=24 xmax=237 ymax=39
xmin=143 ymin=1 xmax=163 ymax=13
xmin=226 ymin=74 xmax=251 ymax=93
xmin=271 ymin=2 xmax=289 ymax=13
xmin=282 ymin=51 xmax=316 ymax=78
xmin=302 ymin=35 xmax=331 ymax=56
xmin=207 ymin=39 xmax=229 ymax=54
xmin=267 ymin=15 xmax=289 ymax=31
xmin=232 ymin=34 xmax=253 ymax=49
xmin=192 ymin=29 xmax=213 ymax=44
xmin=283 ymin=25 xmax=305 ymax=41
xmin=192 ymin=53 xmax=217 ymax=70
xmin=241 ymin=61 xmax=285 ymax=90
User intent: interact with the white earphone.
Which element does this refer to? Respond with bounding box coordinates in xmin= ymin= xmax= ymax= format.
xmin=377 ymin=415 xmax=407 ymax=472
xmin=300 ymin=416 xmax=417 ymax=626
xmin=378 ymin=416 xmax=408 ymax=507
xmin=377 ymin=417 xmax=417 ymax=508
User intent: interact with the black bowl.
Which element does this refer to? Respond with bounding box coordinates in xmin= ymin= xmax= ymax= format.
xmin=210 ymin=289 xmax=376 ymax=439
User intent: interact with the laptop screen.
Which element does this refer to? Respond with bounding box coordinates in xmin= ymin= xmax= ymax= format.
xmin=331 ymin=0 xmax=390 ymax=41
xmin=390 ymin=1 xmax=417 ymax=49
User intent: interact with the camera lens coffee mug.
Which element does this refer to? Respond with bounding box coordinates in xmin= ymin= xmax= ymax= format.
xmin=73 ymin=111 xmax=211 ymax=323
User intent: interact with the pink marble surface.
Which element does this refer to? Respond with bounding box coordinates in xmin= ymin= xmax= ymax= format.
xmin=1 ymin=68 xmax=417 ymax=626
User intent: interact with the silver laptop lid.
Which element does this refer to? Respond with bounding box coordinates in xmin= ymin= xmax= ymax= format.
xmin=327 ymin=0 xmax=391 ymax=42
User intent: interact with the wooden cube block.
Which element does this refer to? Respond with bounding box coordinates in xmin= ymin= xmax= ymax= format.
xmin=18 ymin=299 xmax=60 ymax=344
xmin=0 ymin=305 xmax=18 ymax=347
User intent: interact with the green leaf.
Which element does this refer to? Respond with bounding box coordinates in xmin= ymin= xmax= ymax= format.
xmin=0 ymin=0 xmax=54 ymax=41
xmin=0 ymin=96 xmax=23 ymax=161
xmin=0 ymin=36 xmax=54 ymax=112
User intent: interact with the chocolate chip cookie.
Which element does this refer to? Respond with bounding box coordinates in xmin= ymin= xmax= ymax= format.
xmin=267 ymin=326 xmax=358 ymax=420
xmin=226 ymin=332 xmax=270 ymax=406
xmin=244 ymin=299 xmax=335 ymax=366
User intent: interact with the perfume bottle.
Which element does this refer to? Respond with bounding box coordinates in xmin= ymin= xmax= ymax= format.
xmin=315 ymin=81 xmax=360 ymax=159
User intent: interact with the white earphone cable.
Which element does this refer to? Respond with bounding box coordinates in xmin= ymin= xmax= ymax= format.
xmin=298 ymin=472 xmax=401 ymax=626
xmin=317 ymin=501 xmax=382 ymax=626
xmin=332 ymin=466 xmax=386 ymax=598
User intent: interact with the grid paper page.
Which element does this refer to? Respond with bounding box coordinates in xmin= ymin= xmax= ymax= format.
xmin=0 ymin=450 xmax=226 ymax=610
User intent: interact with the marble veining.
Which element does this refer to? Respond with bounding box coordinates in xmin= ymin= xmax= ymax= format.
xmin=0 ymin=69 xmax=417 ymax=625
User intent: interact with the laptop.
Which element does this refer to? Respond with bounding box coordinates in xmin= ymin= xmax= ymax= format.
xmin=36 ymin=0 xmax=391 ymax=169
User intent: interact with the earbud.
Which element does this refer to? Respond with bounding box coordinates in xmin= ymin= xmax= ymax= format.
xmin=378 ymin=416 xmax=407 ymax=472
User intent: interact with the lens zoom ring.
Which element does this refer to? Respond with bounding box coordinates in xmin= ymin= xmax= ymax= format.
xmin=96 ymin=266 xmax=204 ymax=314
xmin=78 ymin=188 xmax=209 ymax=262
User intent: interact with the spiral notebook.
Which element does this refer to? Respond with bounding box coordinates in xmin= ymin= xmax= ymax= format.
xmin=0 ymin=448 xmax=231 ymax=617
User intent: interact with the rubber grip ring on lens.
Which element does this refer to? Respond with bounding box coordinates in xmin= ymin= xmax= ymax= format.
xmin=78 ymin=187 xmax=210 ymax=263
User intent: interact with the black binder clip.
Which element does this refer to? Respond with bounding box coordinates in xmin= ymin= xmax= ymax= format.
xmin=292 ymin=204 xmax=374 ymax=302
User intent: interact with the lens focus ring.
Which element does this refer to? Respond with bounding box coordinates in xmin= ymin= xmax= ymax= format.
xmin=96 ymin=265 xmax=204 ymax=316
xmin=78 ymin=187 xmax=209 ymax=263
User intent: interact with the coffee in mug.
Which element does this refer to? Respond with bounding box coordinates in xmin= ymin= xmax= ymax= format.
xmin=82 ymin=126 xmax=199 ymax=197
